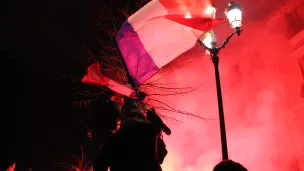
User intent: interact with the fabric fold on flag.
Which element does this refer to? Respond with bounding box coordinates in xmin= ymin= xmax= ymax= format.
xmin=164 ymin=15 xmax=225 ymax=31
xmin=116 ymin=0 xmax=223 ymax=87
xmin=82 ymin=63 xmax=144 ymax=99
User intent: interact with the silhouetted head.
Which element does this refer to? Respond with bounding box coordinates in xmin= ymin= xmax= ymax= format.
xmin=213 ymin=160 xmax=247 ymax=171
xmin=120 ymin=97 xmax=148 ymax=124
xmin=127 ymin=110 xmax=148 ymax=122
xmin=106 ymin=100 xmax=120 ymax=115
xmin=121 ymin=97 xmax=138 ymax=115
xmin=87 ymin=96 xmax=120 ymax=131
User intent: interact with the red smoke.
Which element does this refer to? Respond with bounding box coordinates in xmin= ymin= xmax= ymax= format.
xmin=142 ymin=0 xmax=304 ymax=170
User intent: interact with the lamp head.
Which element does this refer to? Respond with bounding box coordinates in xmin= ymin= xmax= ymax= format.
xmin=201 ymin=30 xmax=216 ymax=49
xmin=225 ymin=2 xmax=242 ymax=29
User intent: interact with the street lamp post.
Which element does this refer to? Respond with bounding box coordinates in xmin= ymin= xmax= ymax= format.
xmin=198 ymin=2 xmax=243 ymax=160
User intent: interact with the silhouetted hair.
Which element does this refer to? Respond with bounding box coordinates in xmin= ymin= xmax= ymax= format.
xmin=121 ymin=97 xmax=138 ymax=118
xmin=213 ymin=160 xmax=247 ymax=171
xmin=128 ymin=110 xmax=147 ymax=122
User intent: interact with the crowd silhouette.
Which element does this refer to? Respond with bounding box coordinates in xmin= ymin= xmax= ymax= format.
xmin=4 ymin=94 xmax=248 ymax=171
xmin=89 ymin=95 xmax=248 ymax=171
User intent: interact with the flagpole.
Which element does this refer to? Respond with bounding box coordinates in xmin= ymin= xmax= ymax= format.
xmin=116 ymin=43 xmax=172 ymax=135
xmin=116 ymin=45 xmax=144 ymax=102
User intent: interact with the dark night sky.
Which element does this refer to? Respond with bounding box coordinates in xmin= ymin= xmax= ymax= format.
xmin=4 ymin=0 xmax=113 ymax=170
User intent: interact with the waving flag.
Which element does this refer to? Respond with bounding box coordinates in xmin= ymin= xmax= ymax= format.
xmin=116 ymin=0 xmax=224 ymax=87
xmin=82 ymin=63 xmax=146 ymax=99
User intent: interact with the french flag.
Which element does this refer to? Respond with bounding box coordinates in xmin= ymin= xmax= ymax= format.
xmin=116 ymin=0 xmax=224 ymax=87
xmin=82 ymin=63 xmax=147 ymax=99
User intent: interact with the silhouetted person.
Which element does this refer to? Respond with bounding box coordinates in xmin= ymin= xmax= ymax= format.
xmin=213 ymin=160 xmax=248 ymax=171
xmin=145 ymin=108 xmax=169 ymax=164
xmin=87 ymin=95 xmax=120 ymax=171
xmin=125 ymin=98 xmax=169 ymax=164
xmin=95 ymin=98 xmax=162 ymax=171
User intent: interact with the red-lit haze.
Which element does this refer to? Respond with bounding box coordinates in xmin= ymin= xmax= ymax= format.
xmin=142 ymin=0 xmax=304 ymax=170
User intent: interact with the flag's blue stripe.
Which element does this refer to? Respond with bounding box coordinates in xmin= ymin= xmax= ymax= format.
xmin=116 ymin=21 xmax=159 ymax=87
